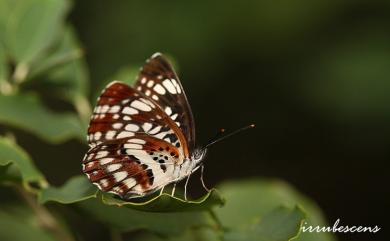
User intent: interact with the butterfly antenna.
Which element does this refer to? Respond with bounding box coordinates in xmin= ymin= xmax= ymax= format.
xmin=203 ymin=124 xmax=255 ymax=149
xmin=207 ymin=128 xmax=226 ymax=144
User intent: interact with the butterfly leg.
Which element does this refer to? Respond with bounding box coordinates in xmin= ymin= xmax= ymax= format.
xmin=171 ymin=182 xmax=177 ymax=196
xmin=183 ymin=166 xmax=201 ymax=200
xmin=160 ymin=185 xmax=165 ymax=195
xmin=200 ymin=165 xmax=210 ymax=192
xmin=184 ymin=174 xmax=192 ymax=201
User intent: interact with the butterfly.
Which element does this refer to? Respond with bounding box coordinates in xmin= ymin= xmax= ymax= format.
xmin=82 ymin=53 xmax=253 ymax=200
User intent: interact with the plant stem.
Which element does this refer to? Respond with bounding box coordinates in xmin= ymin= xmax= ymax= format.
xmin=208 ymin=209 xmax=225 ymax=240
xmin=15 ymin=185 xmax=76 ymax=241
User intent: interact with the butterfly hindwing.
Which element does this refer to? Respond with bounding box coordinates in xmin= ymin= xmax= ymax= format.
xmin=135 ymin=53 xmax=196 ymax=151
xmin=83 ymin=134 xmax=181 ymax=198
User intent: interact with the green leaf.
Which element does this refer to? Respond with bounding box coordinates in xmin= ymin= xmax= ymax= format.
xmin=215 ymin=179 xmax=335 ymax=241
xmin=78 ymin=197 xmax=218 ymax=236
xmin=0 ymin=0 xmax=70 ymax=65
xmin=225 ymin=207 xmax=305 ymax=241
xmin=31 ymin=26 xmax=91 ymax=125
xmin=101 ymin=188 xmax=225 ymax=212
xmin=39 ymin=175 xmax=98 ymax=204
xmin=37 ymin=174 xmax=224 ymax=212
xmin=132 ymin=227 xmax=221 ymax=241
xmin=0 ymin=205 xmax=57 ymax=241
xmin=0 ymin=93 xmax=84 ymax=143
xmin=225 ymin=206 xmax=305 ymax=241
xmin=33 ymin=27 xmax=89 ymax=99
xmin=254 ymin=206 xmax=305 ymax=241
xmin=0 ymin=44 xmax=13 ymax=94
xmin=0 ymin=136 xmax=46 ymax=188
xmin=0 ymin=44 xmax=7 ymax=82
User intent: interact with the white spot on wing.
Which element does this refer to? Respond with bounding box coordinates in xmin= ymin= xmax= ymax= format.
xmin=171 ymin=113 xmax=178 ymax=120
xmin=117 ymin=131 xmax=135 ymax=138
xmin=171 ymin=79 xmax=181 ymax=93
xmin=124 ymin=143 xmax=143 ymax=149
xmin=100 ymin=158 xmax=114 ymax=165
xmin=113 ymin=171 xmax=128 ymax=182
xmin=122 ymin=107 xmax=138 ymax=115
xmin=147 ymin=80 xmax=154 ymax=88
xmin=100 ymin=179 xmax=109 ymax=187
xmin=113 ymin=123 xmax=123 ymax=129
xmin=109 ymin=105 xmax=120 ymax=113
xmin=131 ymin=100 xmax=152 ymax=111
xmin=165 ymin=107 xmax=172 ymax=115
xmin=143 ymin=123 xmax=152 ymax=132
xmin=123 ymin=178 xmax=137 ymax=188
xmin=149 ymin=126 xmax=161 ymax=135
xmin=125 ymin=124 xmax=139 ymax=132
xmin=105 ymin=130 xmax=116 ymax=140
xmin=101 ymin=105 xmax=109 ymax=113
xmin=152 ymin=95 xmax=159 ymax=100
xmin=129 ymin=139 xmax=146 ymax=144
xmin=95 ymin=106 xmax=101 ymax=113
xmin=107 ymin=164 xmax=122 ymax=172
xmin=163 ymin=79 xmax=177 ymax=94
xmin=153 ymin=84 xmax=166 ymax=95
xmin=94 ymin=132 xmax=102 ymax=140
xmin=133 ymin=184 xmax=143 ymax=192
xmin=96 ymin=151 xmax=109 ymax=159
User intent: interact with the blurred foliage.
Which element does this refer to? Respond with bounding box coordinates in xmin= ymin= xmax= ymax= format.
xmin=0 ymin=0 xmax=356 ymax=241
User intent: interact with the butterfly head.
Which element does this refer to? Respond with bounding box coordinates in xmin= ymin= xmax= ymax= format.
xmin=191 ymin=148 xmax=208 ymax=165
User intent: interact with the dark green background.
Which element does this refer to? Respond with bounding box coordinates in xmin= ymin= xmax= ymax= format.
xmin=17 ymin=1 xmax=388 ymax=240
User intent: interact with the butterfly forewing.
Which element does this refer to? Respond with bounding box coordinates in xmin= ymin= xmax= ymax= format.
xmin=135 ymin=53 xmax=196 ymax=151
xmin=88 ymin=82 xmax=185 ymax=150
xmin=83 ymin=81 xmax=189 ymax=198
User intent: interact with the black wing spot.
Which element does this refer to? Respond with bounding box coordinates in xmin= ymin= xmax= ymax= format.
xmin=146 ymin=169 xmax=154 ymax=185
xmin=158 ymin=159 xmax=167 ymax=172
